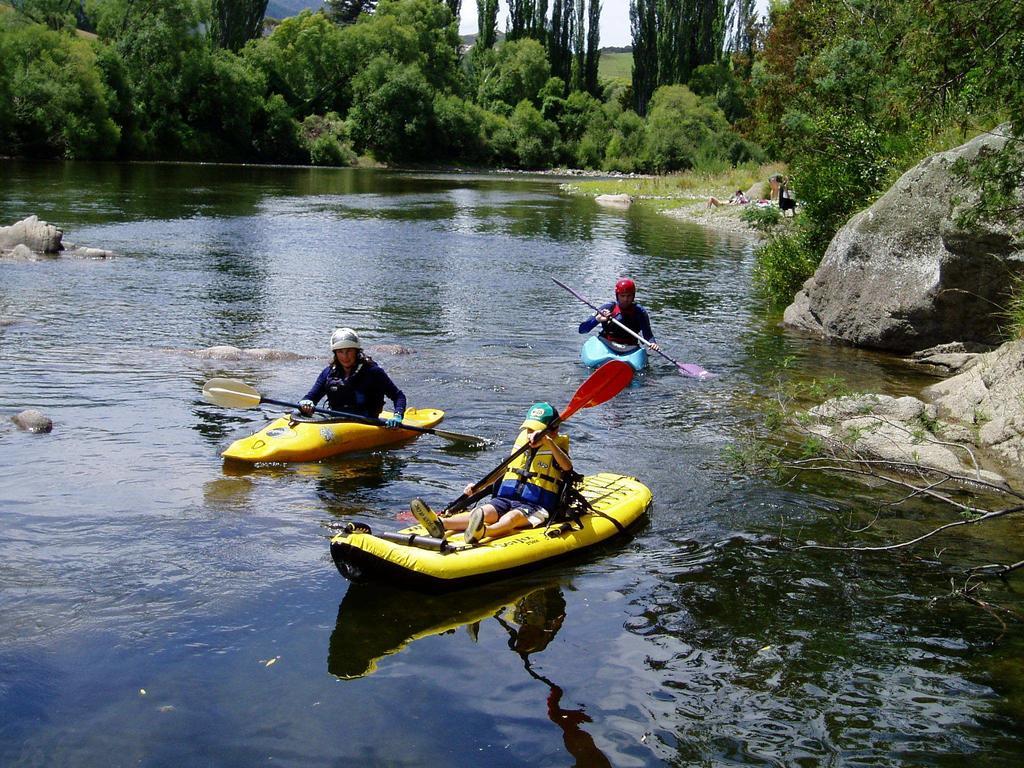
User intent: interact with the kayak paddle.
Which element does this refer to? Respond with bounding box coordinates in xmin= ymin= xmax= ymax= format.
xmin=552 ymin=277 xmax=712 ymax=380
xmin=442 ymin=359 xmax=634 ymax=515
xmin=201 ymin=377 xmax=489 ymax=446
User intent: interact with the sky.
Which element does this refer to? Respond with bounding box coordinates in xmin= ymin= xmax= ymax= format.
xmin=457 ymin=1 xmax=770 ymax=49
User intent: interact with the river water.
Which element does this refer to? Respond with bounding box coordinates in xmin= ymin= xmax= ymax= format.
xmin=1 ymin=161 xmax=1022 ymax=766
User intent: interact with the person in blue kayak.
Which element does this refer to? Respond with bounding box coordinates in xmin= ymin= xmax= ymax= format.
xmin=298 ymin=327 xmax=407 ymax=427
xmin=411 ymin=402 xmax=573 ymax=544
xmin=577 ymin=277 xmax=661 ymax=352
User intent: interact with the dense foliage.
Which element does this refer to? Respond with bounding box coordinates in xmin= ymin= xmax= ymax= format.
xmin=0 ymin=0 xmax=755 ymax=171
xmin=749 ymin=0 xmax=1024 ymax=305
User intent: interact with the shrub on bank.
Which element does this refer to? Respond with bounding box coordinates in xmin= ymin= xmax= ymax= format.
xmin=302 ymin=113 xmax=356 ymax=166
xmin=753 ymin=224 xmax=821 ymax=307
xmin=741 ymin=204 xmax=782 ymax=231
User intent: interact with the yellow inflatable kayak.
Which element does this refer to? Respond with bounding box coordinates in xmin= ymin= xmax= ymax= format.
xmin=330 ymin=472 xmax=652 ymax=592
xmin=221 ymin=407 xmax=445 ymax=462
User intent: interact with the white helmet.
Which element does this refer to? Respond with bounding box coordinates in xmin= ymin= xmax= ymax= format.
xmin=330 ymin=327 xmax=361 ymax=350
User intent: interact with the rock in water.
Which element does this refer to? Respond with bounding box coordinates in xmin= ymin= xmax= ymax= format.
xmin=11 ymin=409 xmax=53 ymax=433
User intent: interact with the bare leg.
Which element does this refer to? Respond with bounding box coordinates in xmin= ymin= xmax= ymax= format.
xmin=442 ymin=504 xmax=499 ymax=532
xmin=483 ymin=509 xmax=532 ymax=539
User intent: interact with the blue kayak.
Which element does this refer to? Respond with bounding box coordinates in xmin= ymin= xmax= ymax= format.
xmin=580 ymin=335 xmax=648 ymax=371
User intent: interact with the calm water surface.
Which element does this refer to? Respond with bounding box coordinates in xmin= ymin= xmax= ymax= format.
xmin=1 ymin=161 xmax=1022 ymax=766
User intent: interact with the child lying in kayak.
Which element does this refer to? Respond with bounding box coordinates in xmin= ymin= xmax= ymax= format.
xmin=411 ymin=402 xmax=572 ymax=545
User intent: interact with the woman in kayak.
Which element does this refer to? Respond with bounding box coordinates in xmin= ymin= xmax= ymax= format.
xmin=411 ymin=402 xmax=572 ymax=544
xmin=298 ymin=327 xmax=407 ymax=427
xmin=577 ymin=277 xmax=661 ymax=352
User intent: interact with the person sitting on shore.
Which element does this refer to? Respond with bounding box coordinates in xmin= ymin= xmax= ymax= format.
xmin=707 ymin=189 xmax=749 ymax=208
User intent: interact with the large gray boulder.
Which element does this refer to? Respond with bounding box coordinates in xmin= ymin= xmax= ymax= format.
xmin=783 ymin=127 xmax=1024 ymax=352
xmin=0 ymin=216 xmax=63 ymax=254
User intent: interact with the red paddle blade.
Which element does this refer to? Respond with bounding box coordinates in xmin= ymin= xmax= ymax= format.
xmin=561 ymin=360 xmax=633 ymax=421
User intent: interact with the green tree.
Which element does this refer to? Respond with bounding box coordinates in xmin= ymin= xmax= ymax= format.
xmin=0 ymin=14 xmax=120 ymax=158
xmin=476 ymin=38 xmax=551 ymax=111
xmin=348 ymin=56 xmax=434 ymax=160
xmin=385 ymin=0 xmax=460 ymax=90
xmin=644 ymin=83 xmax=729 ymax=171
xmin=11 ymin=0 xmax=77 ymax=30
xmin=301 ymin=112 xmax=356 ymax=165
xmin=432 ymin=92 xmax=488 ymax=160
xmin=243 ymin=10 xmax=352 ymax=118
xmin=510 ymin=98 xmax=559 ymax=167
xmin=604 ymin=108 xmax=646 ymax=172
xmin=558 ymin=89 xmax=610 ymax=168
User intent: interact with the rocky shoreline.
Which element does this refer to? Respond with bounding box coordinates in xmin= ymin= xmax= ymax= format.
xmin=660 ymin=201 xmax=763 ymax=237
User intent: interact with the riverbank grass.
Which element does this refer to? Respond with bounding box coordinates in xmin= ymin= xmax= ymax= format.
xmin=561 ymin=162 xmax=790 ymax=237
xmin=561 ymin=162 xmax=786 ymax=209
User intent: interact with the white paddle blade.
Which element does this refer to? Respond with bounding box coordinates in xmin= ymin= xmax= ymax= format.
xmin=202 ymin=378 xmax=263 ymax=409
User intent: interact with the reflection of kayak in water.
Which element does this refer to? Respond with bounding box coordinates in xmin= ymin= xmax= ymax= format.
xmin=330 ymin=473 xmax=652 ymax=592
xmin=327 ymin=580 xmax=548 ymax=679
xmin=329 ymin=582 xmax=614 ymax=765
xmin=580 ymin=335 xmax=647 ymax=371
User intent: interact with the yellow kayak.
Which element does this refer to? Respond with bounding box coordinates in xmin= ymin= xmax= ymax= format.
xmin=330 ymin=472 xmax=652 ymax=592
xmin=221 ymin=407 xmax=445 ymax=462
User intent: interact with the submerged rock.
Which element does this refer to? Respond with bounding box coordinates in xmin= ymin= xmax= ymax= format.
xmin=595 ymin=193 xmax=633 ymax=207
xmin=63 ymin=244 xmax=116 ymax=259
xmin=783 ymin=126 xmax=1024 ymax=352
xmin=11 ymin=409 xmax=53 ymax=433
xmin=187 ymin=345 xmax=308 ymax=362
xmin=367 ymin=344 xmax=415 ymax=355
xmin=905 ymin=342 xmax=992 ymax=374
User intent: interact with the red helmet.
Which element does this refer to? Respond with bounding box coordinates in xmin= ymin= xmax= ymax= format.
xmin=614 ymin=278 xmax=636 ymax=295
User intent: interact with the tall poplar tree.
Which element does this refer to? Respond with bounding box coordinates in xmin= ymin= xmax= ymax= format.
xmin=444 ymin=0 xmax=461 ymax=22
xmin=477 ymin=0 xmax=499 ymax=49
xmin=548 ymin=0 xmax=575 ymax=88
xmin=210 ymin=0 xmax=268 ymax=51
xmin=583 ymin=0 xmax=601 ymax=95
xmin=726 ymin=0 xmax=756 ymax=58
xmin=325 ymin=0 xmax=378 ymax=25
xmin=508 ymin=0 xmax=549 ymax=43
xmin=507 ymin=0 xmax=532 ymax=40
xmin=633 ymin=0 xmax=726 ymax=112
xmin=630 ymin=0 xmax=657 ymax=114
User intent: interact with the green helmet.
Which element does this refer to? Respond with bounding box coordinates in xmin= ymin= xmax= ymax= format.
xmin=521 ymin=402 xmax=557 ymax=429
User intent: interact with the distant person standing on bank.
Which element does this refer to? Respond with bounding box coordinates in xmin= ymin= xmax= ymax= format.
xmin=779 ymin=176 xmax=797 ymax=216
